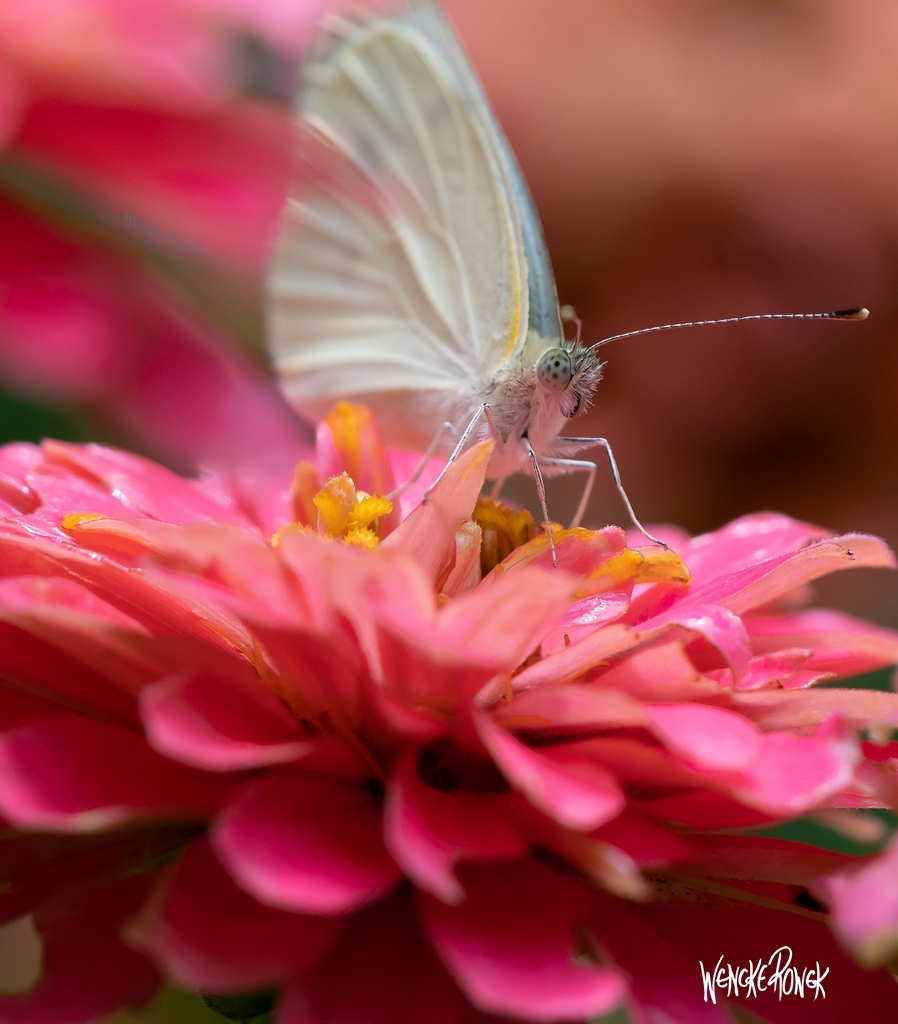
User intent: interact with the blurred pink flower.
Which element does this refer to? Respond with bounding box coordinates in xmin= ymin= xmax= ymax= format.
xmin=0 ymin=0 xmax=339 ymax=469
xmin=1 ymin=405 xmax=898 ymax=1022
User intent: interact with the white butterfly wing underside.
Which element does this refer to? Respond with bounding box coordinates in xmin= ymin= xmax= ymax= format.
xmin=268 ymin=0 xmax=555 ymax=446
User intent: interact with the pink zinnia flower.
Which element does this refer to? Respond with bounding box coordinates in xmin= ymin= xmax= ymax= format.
xmin=1 ymin=403 xmax=898 ymax=1023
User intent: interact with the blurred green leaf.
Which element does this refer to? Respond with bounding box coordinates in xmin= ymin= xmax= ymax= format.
xmin=0 ymin=386 xmax=92 ymax=445
xmin=818 ymin=666 xmax=894 ymax=692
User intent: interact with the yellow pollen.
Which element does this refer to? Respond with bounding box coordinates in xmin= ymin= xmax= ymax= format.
xmin=503 ymin=671 xmax=514 ymax=702
xmin=61 ymin=512 xmax=106 ymax=530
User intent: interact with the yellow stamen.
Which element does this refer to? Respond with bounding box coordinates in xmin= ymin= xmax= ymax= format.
xmin=325 ymin=402 xmax=391 ymax=496
xmin=313 ymin=473 xmax=357 ymax=536
xmin=348 ymin=494 xmax=393 ymax=533
xmin=473 ymin=497 xmax=535 ymax=575
xmin=276 ymin=472 xmax=394 ymax=549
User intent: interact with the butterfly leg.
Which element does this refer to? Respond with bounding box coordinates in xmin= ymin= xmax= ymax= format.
xmin=386 ymin=421 xmax=459 ymax=501
xmin=538 ymin=456 xmax=596 ymax=530
xmin=552 ymin=437 xmax=667 ymax=547
xmin=421 ymin=403 xmax=500 ymax=503
xmin=523 ymin=438 xmax=557 ymax=569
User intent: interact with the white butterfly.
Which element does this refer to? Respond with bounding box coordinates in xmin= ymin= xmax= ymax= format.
xmin=265 ymin=0 xmax=863 ymax=554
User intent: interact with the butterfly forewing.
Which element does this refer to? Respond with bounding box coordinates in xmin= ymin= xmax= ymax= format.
xmin=267 ymin=0 xmax=560 ymax=448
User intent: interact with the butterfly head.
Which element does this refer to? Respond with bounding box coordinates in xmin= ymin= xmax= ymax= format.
xmin=535 ymin=342 xmax=602 ymax=420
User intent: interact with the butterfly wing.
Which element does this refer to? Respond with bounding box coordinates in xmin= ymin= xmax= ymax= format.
xmin=267 ymin=0 xmax=562 ymax=447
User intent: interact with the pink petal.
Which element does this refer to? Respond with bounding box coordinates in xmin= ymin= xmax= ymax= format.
xmin=635 ymin=789 xmax=777 ymax=830
xmin=386 ymin=449 xmax=444 ymax=522
xmin=682 ymin=834 xmax=857 ymax=885
xmin=478 ymin=716 xmax=624 ymax=832
xmin=16 ymin=101 xmax=294 ymax=269
xmin=540 ymin=589 xmax=631 ymax=654
xmin=41 ymin=441 xmax=251 ymax=526
xmin=0 ymin=822 xmax=205 ymax=925
xmin=140 ymin=670 xmax=310 ymax=771
xmin=0 ymin=582 xmax=150 ymax=723
xmin=731 ymin=688 xmax=898 ymax=733
xmin=733 ymin=731 xmax=857 ymax=814
xmin=382 ymin=441 xmax=492 ymax=584
xmin=384 ymin=752 xmax=527 ymax=903
xmin=436 ymin=565 xmax=575 ymax=668
xmin=212 ymin=767 xmax=400 ymax=915
xmin=497 ymin=526 xmax=628 ymax=576
xmin=680 ymin=512 xmax=828 ymax=585
xmin=589 ymin=899 xmax=733 ymax=1024
xmin=591 ymin=639 xmax=724 ymax=702
xmin=747 ymin=609 xmax=898 ymax=678
xmin=0 ymin=526 xmax=255 ymax=658
xmin=130 ymin=838 xmax=342 ymax=991
xmin=0 ymin=874 xmax=159 ymax=1024
xmin=813 ymin=834 xmax=898 ymax=966
xmin=591 ymin=811 xmax=696 ymax=868
xmin=315 ymin=407 xmax=395 ymax=500
xmin=374 ymin=564 xmax=576 ymax=718
xmin=0 ymin=443 xmax=41 ymax=513
xmin=593 ymin=889 xmax=898 ymax=1022
xmin=493 ymin=684 xmax=647 ymax=735
xmin=281 ymin=890 xmax=466 ymax=1024
xmin=637 ymin=602 xmax=752 ymax=679
xmin=642 ymin=703 xmax=762 ymax=771
xmin=685 ymin=534 xmax=895 ymax=617
xmin=509 ymin=623 xmax=637 ymax=695
xmin=734 ymin=648 xmax=822 ymax=691
xmin=0 ymin=715 xmax=231 ymax=831
xmin=419 ymin=859 xmax=626 ymax=1022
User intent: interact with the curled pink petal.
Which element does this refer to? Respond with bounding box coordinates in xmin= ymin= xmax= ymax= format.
xmin=212 ymin=767 xmax=401 ymax=915
xmin=637 ymin=602 xmax=752 ymax=678
xmin=0 ymin=715 xmax=232 ymax=831
xmin=382 ymin=441 xmax=492 ymax=583
xmin=478 ymin=715 xmax=625 ymax=832
xmin=384 ymin=752 xmax=527 ymax=904
xmin=140 ymin=670 xmax=310 ymax=771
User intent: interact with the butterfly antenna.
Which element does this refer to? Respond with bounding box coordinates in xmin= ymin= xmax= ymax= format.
xmin=590 ymin=307 xmax=869 ymax=349
xmin=561 ymin=304 xmax=583 ymax=345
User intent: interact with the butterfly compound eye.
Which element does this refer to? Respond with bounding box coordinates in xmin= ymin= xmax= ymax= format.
xmin=536 ymin=348 xmax=572 ymax=392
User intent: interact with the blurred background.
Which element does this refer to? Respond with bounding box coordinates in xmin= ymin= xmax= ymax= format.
xmin=0 ymin=0 xmax=896 ymax=626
